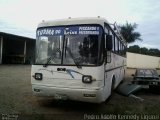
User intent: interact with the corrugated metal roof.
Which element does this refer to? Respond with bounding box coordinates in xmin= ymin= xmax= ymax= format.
xmin=0 ymin=32 xmax=35 ymax=41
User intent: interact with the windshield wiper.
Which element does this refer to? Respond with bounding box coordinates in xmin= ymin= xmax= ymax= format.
xmin=43 ymin=56 xmax=53 ymax=67
xmin=43 ymin=46 xmax=82 ymax=68
xmin=65 ymin=47 xmax=82 ymax=69
xmin=43 ymin=48 xmax=61 ymax=67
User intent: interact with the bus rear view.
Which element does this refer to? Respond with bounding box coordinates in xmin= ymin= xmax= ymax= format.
xmin=31 ymin=17 xmax=126 ymax=103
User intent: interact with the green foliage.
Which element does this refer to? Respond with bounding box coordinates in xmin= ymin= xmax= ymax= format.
xmin=140 ymin=47 xmax=149 ymax=55
xmin=127 ymin=45 xmax=160 ymax=57
xmin=120 ymin=22 xmax=142 ymax=43
xmin=148 ymin=48 xmax=160 ymax=56
xmin=127 ymin=45 xmax=140 ymax=53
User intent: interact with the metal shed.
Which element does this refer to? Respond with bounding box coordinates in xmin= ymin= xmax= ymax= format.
xmin=0 ymin=32 xmax=35 ymax=64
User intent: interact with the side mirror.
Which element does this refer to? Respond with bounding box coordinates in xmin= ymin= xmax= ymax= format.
xmin=106 ymin=35 xmax=113 ymax=51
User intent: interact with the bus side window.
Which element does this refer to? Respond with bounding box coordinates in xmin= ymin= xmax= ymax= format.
xmin=120 ymin=42 xmax=123 ymax=55
xmin=112 ymin=36 xmax=114 ymax=51
xmin=122 ymin=43 xmax=124 ymax=55
xmin=124 ymin=46 xmax=127 ymax=57
xmin=114 ymin=36 xmax=118 ymax=53
xmin=122 ymin=45 xmax=124 ymax=56
xmin=109 ymin=31 xmax=114 ymax=51
xmin=118 ymin=41 xmax=121 ymax=55
xmin=111 ymin=32 xmax=115 ymax=52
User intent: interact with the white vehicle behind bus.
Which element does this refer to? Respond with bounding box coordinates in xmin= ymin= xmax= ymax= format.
xmin=31 ymin=17 xmax=126 ymax=103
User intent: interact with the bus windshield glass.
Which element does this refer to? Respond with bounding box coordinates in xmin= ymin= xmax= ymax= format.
xmin=35 ymin=25 xmax=103 ymax=66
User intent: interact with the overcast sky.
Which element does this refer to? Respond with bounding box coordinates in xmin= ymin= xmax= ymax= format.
xmin=0 ymin=0 xmax=160 ymax=49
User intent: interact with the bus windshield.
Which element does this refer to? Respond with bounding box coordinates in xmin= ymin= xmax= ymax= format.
xmin=35 ymin=25 xmax=103 ymax=66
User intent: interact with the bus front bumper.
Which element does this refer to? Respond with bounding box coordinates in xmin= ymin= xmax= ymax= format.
xmin=32 ymin=84 xmax=105 ymax=103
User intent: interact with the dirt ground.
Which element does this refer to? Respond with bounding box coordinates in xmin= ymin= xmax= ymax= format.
xmin=0 ymin=65 xmax=160 ymax=120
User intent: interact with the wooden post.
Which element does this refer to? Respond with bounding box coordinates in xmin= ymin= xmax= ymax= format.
xmin=23 ymin=40 xmax=26 ymax=64
xmin=0 ymin=36 xmax=3 ymax=64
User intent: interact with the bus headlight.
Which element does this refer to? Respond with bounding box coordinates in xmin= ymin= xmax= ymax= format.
xmin=82 ymin=75 xmax=92 ymax=83
xmin=35 ymin=73 xmax=43 ymax=80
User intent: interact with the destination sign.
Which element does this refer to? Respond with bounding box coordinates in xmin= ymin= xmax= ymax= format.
xmin=37 ymin=27 xmax=64 ymax=36
xmin=37 ymin=26 xmax=102 ymax=36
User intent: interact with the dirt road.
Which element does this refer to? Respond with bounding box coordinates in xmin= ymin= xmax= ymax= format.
xmin=0 ymin=65 xmax=160 ymax=120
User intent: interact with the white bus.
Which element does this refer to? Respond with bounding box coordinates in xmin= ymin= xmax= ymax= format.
xmin=31 ymin=17 xmax=126 ymax=103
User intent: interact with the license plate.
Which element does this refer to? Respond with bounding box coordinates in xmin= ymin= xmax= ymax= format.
xmin=54 ymin=94 xmax=67 ymax=100
xmin=152 ymin=82 xmax=158 ymax=85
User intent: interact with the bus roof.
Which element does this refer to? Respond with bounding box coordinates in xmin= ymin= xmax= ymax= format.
xmin=37 ymin=17 xmax=109 ymax=28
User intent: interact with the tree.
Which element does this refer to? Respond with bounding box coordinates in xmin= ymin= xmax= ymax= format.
xmin=127 ymin=45 xmax=160 ymax=57
xmin=140 ymin=47 xmax=149 ymax=55
xmin=120 ymin=22 xmax=142 ymax=43
xmin=127 ymin=45 xmax=140 ymax=53
xmin=148 ymin=48 xmax=160 ymax=57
